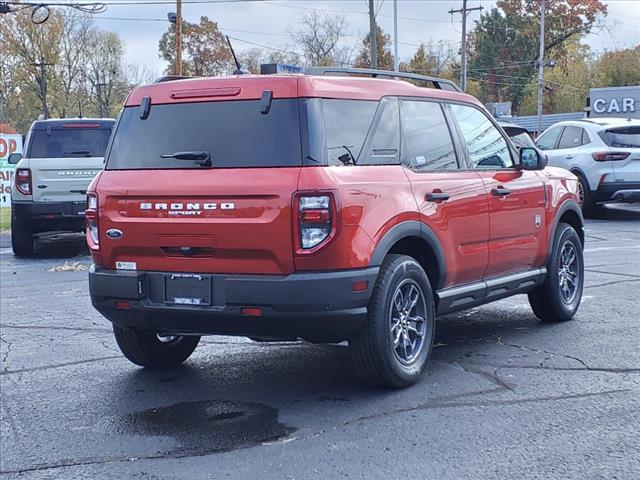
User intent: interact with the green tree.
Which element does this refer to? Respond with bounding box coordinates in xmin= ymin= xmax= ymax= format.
xmin=353 ymin=25 xmax=393 ymax=70
xmin=592 ymin=46 xmax=640 ymax=87
xmin=159 ymin=16 xmax=233 ymax=76
xmin=468 ymin=0 xmax=607 ymax=113
xmin=400 ymin=40 xmax=458 ymax=79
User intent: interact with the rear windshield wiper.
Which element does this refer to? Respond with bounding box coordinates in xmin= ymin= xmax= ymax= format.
xmin=160 ymin=151 xmax=211 ymax=167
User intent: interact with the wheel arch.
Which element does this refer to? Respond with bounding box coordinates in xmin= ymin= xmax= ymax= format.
xmin=546 ymin=200 xmax=585 ymax=264
xmin=369 ymin=221 xmax=446 ymax=291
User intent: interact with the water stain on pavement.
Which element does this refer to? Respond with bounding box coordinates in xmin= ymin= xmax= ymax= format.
xmin=118 ymin=400 xmax=294 ymax=455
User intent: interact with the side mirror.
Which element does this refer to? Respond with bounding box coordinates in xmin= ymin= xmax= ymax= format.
xmin=8 ymin=153 xmax=23 ymax=165
xmin=519 ymin=147 xmax=547 ymax=170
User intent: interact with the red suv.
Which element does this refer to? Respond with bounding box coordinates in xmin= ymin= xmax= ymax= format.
xmin=87 ymin=68 xmax=585 ymax=388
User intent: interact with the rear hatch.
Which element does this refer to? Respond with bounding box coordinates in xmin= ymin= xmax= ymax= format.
xmin=599 ymin=125 xmax=640 ymax=183
xmin=26 ymin=121 xmax=113 ymax=204
xmin=96 ymin=78 xmax=302 ymax=275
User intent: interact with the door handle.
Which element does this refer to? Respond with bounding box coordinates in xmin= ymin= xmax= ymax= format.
xmin=37 ymin=184 xmax=48 ymax=189
xmin=491 ymin=187 xmax=511 ymax=197
xmin=426 ymin=192 xmax=450 ymax=202
xmin=565 ymin=155 xmax=574 ymax=160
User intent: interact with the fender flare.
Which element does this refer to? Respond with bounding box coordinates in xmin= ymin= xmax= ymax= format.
xmin=545 ymin=199 xmax=584 ymax=264
xmin=369 ymin=220 xmax=447 ymax=290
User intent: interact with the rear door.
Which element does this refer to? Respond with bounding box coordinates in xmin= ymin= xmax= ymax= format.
xmin=400 ymin=99 xmax=489 ymax=287
xmin=449 ymin=103 xmax=547 ymax=277
xmin=26 ymin=122 xmax=111 ymax=204
xmin=98 ymin=95 xmax=302 ymax=275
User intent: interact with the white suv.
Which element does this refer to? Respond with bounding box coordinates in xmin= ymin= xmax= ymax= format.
xmin=536 ymin=117 xmax=640 ymax=215
xmin=9 ymin=118 xmax=115 ymax=255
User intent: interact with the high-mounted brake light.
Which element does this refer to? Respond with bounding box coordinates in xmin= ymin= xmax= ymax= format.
xmin=592 ymin=151 xmax=630 ymax=162
xmin=16 ymin=168 xmax=32 ymax=195
xmin=298 ymin=195 xmax=333 ymax=249
xmin=86 ymin=193 xmax=99 ymax=247
xmin=62 ymin=123 xmax=100 ymax=129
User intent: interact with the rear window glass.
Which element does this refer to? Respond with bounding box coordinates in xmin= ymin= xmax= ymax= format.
xmin=106 ymin=99 xmax=302 ymax=170
xmin=28 ymin=127 xmax=112 ymax=158
xmin=600 ymin=126 xmax=640 ymax=148
xmin=323 ymin=99 xmax=377 ymax=166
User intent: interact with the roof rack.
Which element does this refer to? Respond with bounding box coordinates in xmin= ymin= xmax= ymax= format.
xmin=303 ymin=67 xmax=462 ymax=92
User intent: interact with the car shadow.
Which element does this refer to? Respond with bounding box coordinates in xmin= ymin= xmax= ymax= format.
xmin=30 ymin=232 xmax=89 ymax=259
xmin=103 ymin=307 xmax=546 ymax=457
xmin=591 ymin=205 xmax=640 ymax=221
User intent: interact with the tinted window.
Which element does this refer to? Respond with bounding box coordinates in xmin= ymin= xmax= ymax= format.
xmin=401 ymin=100 xmax=457 ymax=170
xmin=106 ymin=99 xmax=301 ymax=170
xmin=360 ymin=98 xmax=401 ymax=165
xmin=323 ymin=99 xmax=377 ymax=166
xmin=28 ymin=127 xmax=112 ymax=159
xmin=599 ymin=126 xmax=640 ymax=148
xmin=581 ymin=129 xmax=591 ymax=145
xmin=536 ymin=127 xmax=562 ymax=150
xmin=557 ymin=126 xmax=584 ymax=149
xmin=449 ymin=104 xmax=513 ymax=169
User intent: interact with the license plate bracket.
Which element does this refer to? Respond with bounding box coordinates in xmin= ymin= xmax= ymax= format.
xmin=164 ymin=274 xmax=211 ymax=306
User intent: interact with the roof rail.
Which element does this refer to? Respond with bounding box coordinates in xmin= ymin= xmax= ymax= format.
xmin=153 ymin=75 xmax=193 ymax=84
xmin=304 ymin=67 xmax=462 ymax=92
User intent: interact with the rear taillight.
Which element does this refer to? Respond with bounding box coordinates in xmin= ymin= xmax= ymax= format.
xmin=86 ymin=193 xmax=99 ymax=247
xmin=16 ymin=168 xmax=32 ymax=195
xmin=298 ymin=195 xmax=333 ymax=249
xmin=592 ymin=151 xmax=630 ymax=161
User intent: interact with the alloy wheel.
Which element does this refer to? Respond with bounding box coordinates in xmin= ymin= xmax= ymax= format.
xmin=558 ymin=241 xmax=580 ymax=304
xmin=389 ymin=279 xmax=428 ymax=365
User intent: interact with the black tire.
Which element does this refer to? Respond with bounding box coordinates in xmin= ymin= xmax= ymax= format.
xmin=113 ymin=325 xmax=200 ymax=368
xmin=11 ymin=217 xmax=33 ymax=256
xmin=528 ymin=222 xmax=584 ymax=322
xmin=575 ymin=172 xmax=597 ymax=218
xmin=349 ymin=254 xmax=435 ymax=388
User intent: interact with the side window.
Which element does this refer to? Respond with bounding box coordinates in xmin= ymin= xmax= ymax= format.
xmin=581 ymin=128 xmax=591 ymax=145
xmin=400 ymin=100 xmax=457 ymax=170
xmin=360 ymin=98 xmax=401 ymax=165
xmin=323 ymin=99 xmax=378 ymax=166
xmin=449 ymin=103 xmax=513 ymax=169
xmin=536 ymin=127 xmax=562 ymax=150
xmin=557 ymin=126 xmax=584 ymax=149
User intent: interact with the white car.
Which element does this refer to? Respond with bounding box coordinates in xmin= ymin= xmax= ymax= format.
xmin=9 ymin=118 xmax=115 ymax=255
xmin=536 ymin=117 xmax=640 ymax=215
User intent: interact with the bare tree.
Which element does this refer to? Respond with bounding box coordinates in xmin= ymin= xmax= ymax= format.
xmin=289 ymin=12 xmax=349 ymax=66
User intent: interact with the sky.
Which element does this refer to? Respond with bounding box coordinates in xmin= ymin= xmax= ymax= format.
xmin=78 ymin=0 xmax=640 ymax=76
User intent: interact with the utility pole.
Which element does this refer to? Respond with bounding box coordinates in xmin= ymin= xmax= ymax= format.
xmin=393 ymin=0 xmax=399 ymax=72
xmin=31 ymin=61 xmax=52 ymax=119
xmin=368 ymin=0 xmax=377 ymax=69
xmin=176 ymin=0 xmax=183 ymax=75
xmin=448 ymin=1 xmax=483 ymax=92
xmin=536 ymin=0 xmax=546 ymax=135
xmin=95 ymin=81 xmax=108 ymax=118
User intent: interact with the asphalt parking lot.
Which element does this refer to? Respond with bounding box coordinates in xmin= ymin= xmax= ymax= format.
xmin=1 ymin=206 xmax=639 ymax=480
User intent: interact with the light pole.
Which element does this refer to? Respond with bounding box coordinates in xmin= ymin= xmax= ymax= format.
xmin=536 ymin=0 xmax=546 ymax=135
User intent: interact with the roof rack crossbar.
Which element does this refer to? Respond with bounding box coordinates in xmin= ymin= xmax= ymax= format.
xmin=303 ymin=67 xmax=462 ymax=92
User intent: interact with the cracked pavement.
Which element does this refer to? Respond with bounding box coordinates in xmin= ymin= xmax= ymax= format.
xmin=1 ymin=206 xmax=639 ymax=479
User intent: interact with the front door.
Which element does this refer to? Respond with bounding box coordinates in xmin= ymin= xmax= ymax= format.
xmin=448 ymin=103 xmax=547 ymax=278
xmin=400 ymin=99 xmax=489 ymax=288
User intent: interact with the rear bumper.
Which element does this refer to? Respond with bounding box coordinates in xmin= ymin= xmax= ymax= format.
xmin=593 ymin=182 xmax=640 ymax=203
xmin=89 ymin=265 xmax=378 ymax=342
xmin=11 ymin=201 xmax=86 ymax=232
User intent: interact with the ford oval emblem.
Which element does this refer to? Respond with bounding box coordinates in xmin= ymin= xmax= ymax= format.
xmin=105 ymin=229 xmax=123 ymax=239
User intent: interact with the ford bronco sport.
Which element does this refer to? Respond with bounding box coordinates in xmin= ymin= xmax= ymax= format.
xmin=87 ymin=68 xmax=585 ymax=388
xmin=10 ymin=118 xmax=115 ymax=255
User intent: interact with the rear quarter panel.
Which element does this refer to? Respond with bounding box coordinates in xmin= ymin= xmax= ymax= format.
xmin=295 ymin=165 xmax=418 ymax=271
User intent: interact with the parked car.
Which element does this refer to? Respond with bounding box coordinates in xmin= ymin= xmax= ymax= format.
xmin=9 ymin=119 xmax=115 ymax=255
xmin=498 ymin=121 xmax=536 ymax=149
xmin=535 ymin=117 xmax=640 ymax=215
xmin=87 ymin=69 xmax=584 ymax=388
